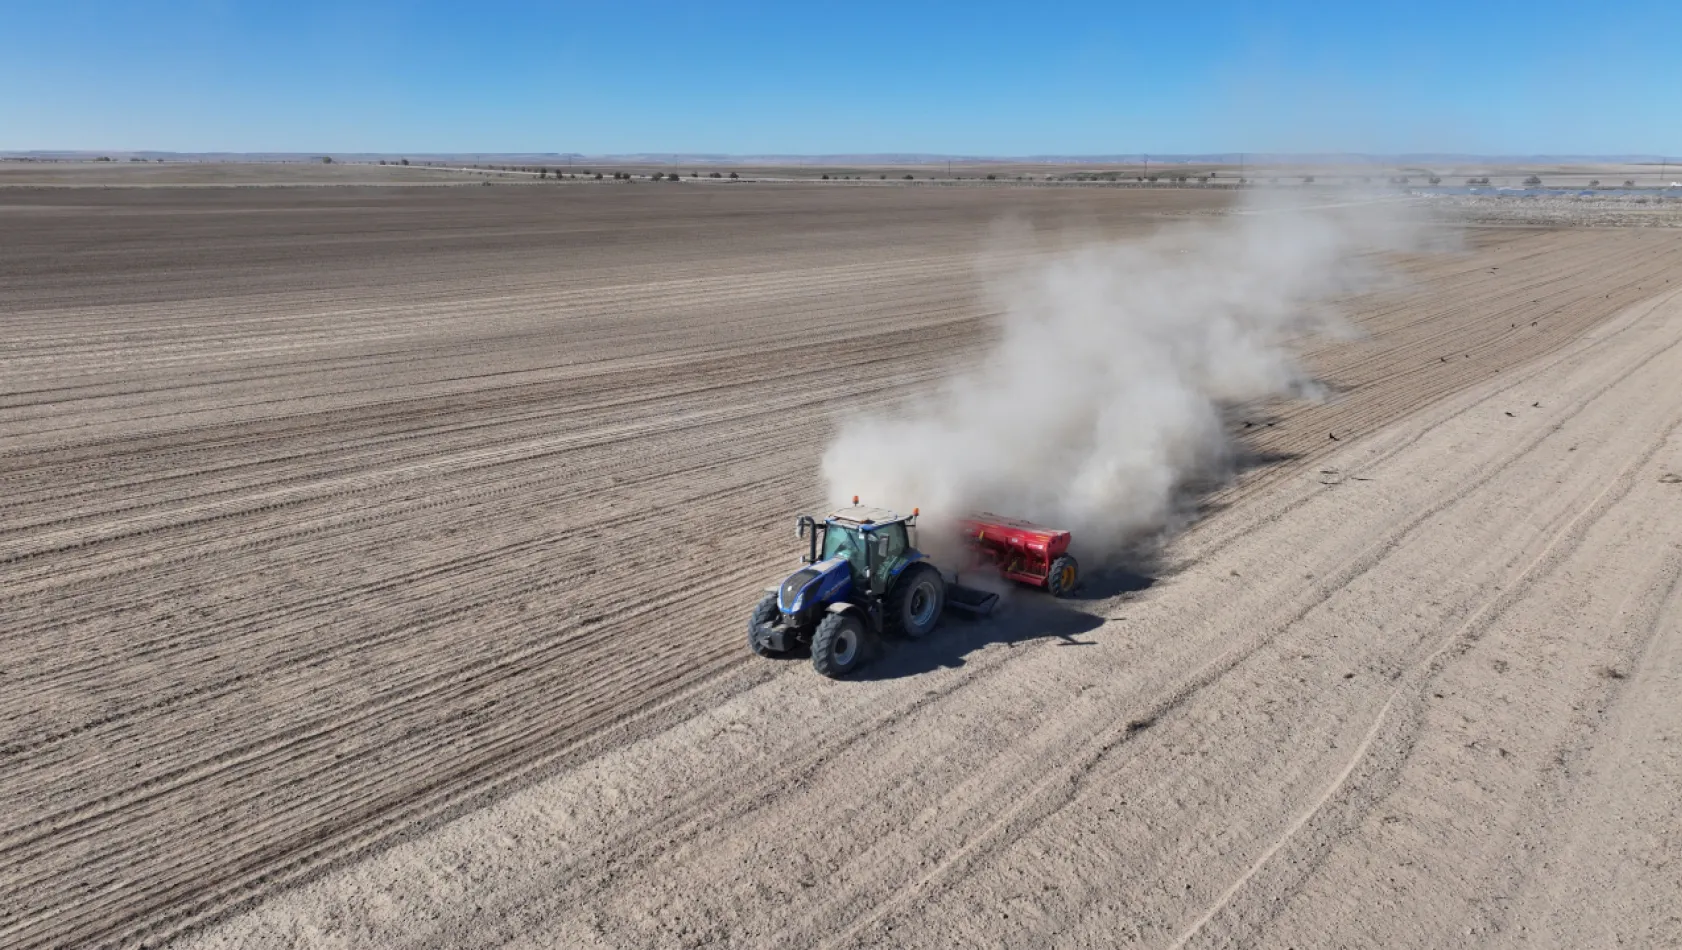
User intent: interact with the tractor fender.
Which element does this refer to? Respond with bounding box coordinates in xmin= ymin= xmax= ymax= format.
xmin=889 ymin=550 xmax=928 ymax=578
xmin=825 ymin=601 xmax=873 ymax=628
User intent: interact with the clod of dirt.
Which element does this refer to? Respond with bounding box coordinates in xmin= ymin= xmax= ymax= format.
xmin=1658 ymin=473 xmax=1682 ymax=484
xmin=1125 ymin=718 xmax=1155 ymax=734
xmin=1597 ymin=666 xmax=1628 ymax=680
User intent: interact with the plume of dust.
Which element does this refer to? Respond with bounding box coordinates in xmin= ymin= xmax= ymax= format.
xmin=822 ymin=189 xmax=1441 ymax=565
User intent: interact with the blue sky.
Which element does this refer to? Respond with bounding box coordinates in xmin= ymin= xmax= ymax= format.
xmin=4 ymin=0 xmax=1677 ymax=155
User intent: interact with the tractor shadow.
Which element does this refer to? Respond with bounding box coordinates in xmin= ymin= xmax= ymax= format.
xmin=854 ymin=598 xmax=1107 ymax=681
xmin=851 ymin=544 xmax=1173 ymax=679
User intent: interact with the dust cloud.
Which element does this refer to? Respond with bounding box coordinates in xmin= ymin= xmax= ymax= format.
xmin=822 ymin=190 xmax=1437 ymax=561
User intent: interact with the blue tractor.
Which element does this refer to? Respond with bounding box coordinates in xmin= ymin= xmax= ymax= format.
xmin=748 ymin=500 xmax=995 ymax=677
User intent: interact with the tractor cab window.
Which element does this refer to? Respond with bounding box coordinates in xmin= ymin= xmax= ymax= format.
xmin=876 ymin=523 xmax=908 ymax=563
xmin=874 ymin=524 xmax=910 ymax=590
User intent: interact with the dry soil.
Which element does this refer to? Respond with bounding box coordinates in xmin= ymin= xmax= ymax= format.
xmin=3 ymin=182 xmax=1679 ymax=949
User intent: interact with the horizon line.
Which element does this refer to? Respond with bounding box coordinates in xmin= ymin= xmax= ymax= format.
xmin=3 ymin=150 xmax=1676 ymax=165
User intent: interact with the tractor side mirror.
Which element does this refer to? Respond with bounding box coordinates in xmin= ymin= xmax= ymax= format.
xmin=877 ymin=536 xmax=890 ymax=559
xmin=797 ymin=516 xmax=819 ymax=564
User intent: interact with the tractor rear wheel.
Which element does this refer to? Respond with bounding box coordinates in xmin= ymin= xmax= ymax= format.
xmin=748 ymin=593 xmax=790 ymax=656
xmin=1046 ymin=555 xmax=1079 ymax=598
xmin=886 ymin=563 xmax=945 ymax=639
xmin=811 ymin=612 xmax=867 ymax=677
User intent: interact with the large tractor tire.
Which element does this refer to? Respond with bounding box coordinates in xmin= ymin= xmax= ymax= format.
xmin=885 ymin=563 xmax=945 ymax=639
xmin=811 ymin=612 xmax=867 ymax=678
xmin=747 ymin=593 xmax=790 ymax=656
xmin=1045 ymin=555 xmax=1079 ymax=598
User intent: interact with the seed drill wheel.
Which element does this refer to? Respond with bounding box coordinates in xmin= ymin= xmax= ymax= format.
xmin=811 ymin=612 xmax=867 ymax=678
xmin=1046 ymin=555 xmax=1079 ymax=598
xmin=886 ymin=563 xmax=944 ymax=639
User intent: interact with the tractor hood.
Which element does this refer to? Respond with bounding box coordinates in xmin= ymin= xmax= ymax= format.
xmin=778 ymin=555 xmax=852 ymax=614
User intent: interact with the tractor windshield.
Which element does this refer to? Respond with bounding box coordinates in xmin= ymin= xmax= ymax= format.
xmin=822 ymin=523 xmax=869 ymax=578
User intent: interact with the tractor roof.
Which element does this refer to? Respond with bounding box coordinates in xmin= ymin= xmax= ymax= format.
xmin=827 ymin=504 xmax=903 ymax=527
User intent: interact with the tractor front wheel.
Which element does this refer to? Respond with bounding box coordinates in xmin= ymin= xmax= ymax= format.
xmin=886 ymin=563 xmax=945 ymax=639
xmin=748 ymin=593 xmax=790 ymax=656
xmin=811 ymin=612 xmax=867 ymax=678
xmin=1045 ymin=555 xmax=1079 ymax=598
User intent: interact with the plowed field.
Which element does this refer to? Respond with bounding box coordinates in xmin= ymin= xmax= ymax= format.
xmin=4 ymin=183 xmax=1679 ymax=949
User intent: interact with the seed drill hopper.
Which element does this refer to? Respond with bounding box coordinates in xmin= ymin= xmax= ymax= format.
xmin=956 ymin=512 xmax=1080 ymax=598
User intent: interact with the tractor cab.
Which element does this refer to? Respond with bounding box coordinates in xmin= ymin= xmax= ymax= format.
xmin=812 ymin=504 xmax=914 ymax=594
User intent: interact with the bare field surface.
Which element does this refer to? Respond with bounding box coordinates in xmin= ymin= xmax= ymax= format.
xmin=3 ymin=184 xmax=1680 ymax=948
